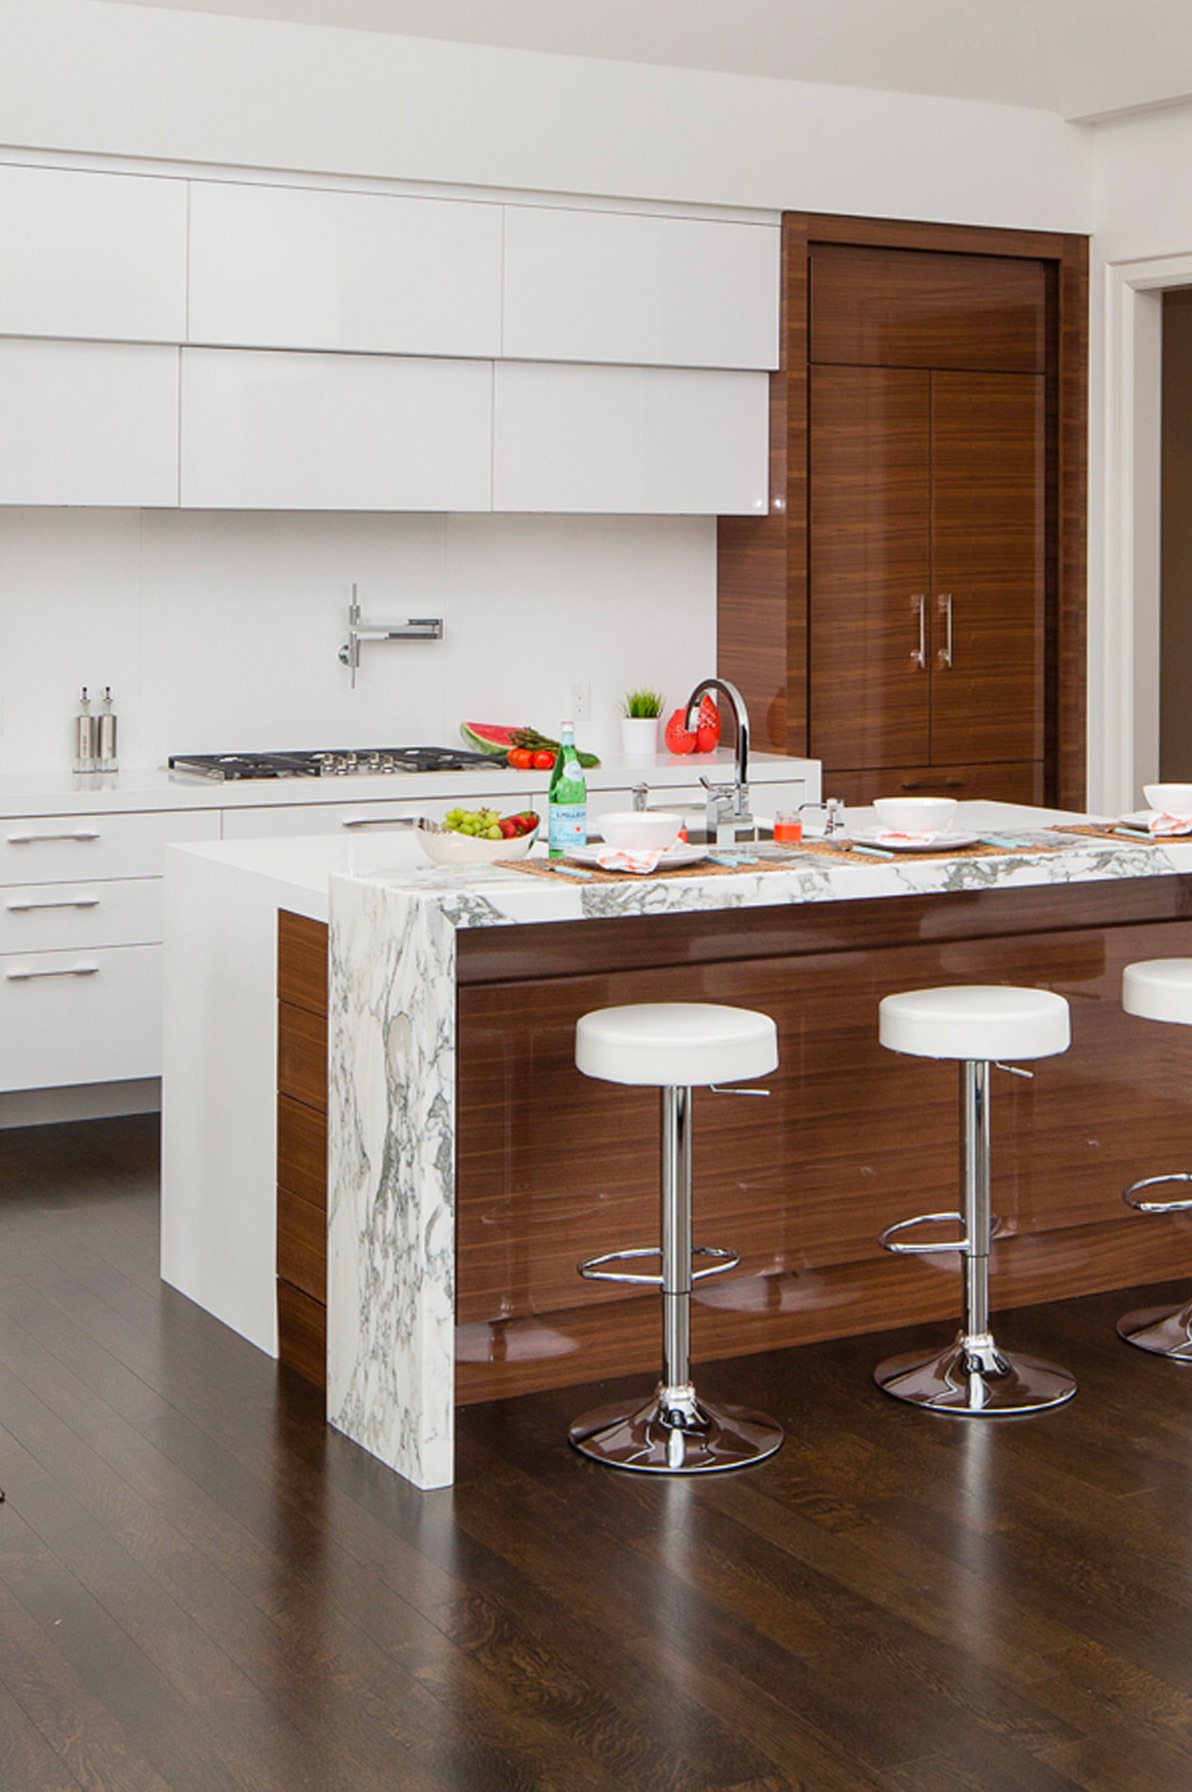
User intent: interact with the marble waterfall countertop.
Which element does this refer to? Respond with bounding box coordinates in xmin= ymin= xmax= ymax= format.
xmin=324 ymin=801 xmax=1192 ymax=1491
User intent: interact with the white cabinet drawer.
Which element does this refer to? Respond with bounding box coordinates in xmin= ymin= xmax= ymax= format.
xmin=0 ymin=809 xmax=219 ymax=884
xmin=0 ymin=879 xmax=162 ymax=955
xmin=0 ymin=943 xmax=162 ymax=1091
xmin=493 ymin=363 xmax=770 ymax=515
xmin=502 ymin=208 xmax=780 ymax=369
xmin=221 ymin=799 xmax=421 ymax=840
xmin=0 ymin=164 xmax=187 ymax=343
xmin=0 ymin=340 xmax=180 ymax=507
xmin=180 ymin=348 xmax=493 ymax=511
xmin=188 ymin=181 xmax=502 ymax=357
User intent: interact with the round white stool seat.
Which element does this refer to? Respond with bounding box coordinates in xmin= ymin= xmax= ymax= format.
xmin=879 ymin=984 xmax=1070 ymax=1063
xmin=1123 ymin=959 xmax=1192 ymax=1027
xmin=575 ymin=1002 xmax=777 ymax=1088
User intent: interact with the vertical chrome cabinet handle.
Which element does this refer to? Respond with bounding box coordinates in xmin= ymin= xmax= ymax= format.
xmin=5 ymin=829 xmax=100 ymax=845
xmin=5 ymin=963 xmax=100 ymax=980
xmin=937 ymin=593 xmax=953 ymax=669
xmin=911 ymin=594 xmax=927 ymax=669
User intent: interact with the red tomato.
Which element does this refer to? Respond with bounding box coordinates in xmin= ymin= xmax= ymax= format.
xmin=695 ymin=695 xmax=721 ymax=754
xmin=664 ymin=708 xmax=697 ymax=755
xmin=532 ymin=750 xmax=555 ymax=769
xmin=508 ymin=747 xmax=534 ymax=769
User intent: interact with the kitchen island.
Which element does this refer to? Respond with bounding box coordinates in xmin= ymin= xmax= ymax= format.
xmin=164 ymin=804 xmax=1192 ymax=1491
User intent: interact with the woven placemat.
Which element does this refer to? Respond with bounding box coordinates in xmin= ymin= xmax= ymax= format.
xmin=1052 ymin=822 xmax=1164 ymax=845
xmin=496 ymin=853 xmax=795 ymax=884
xmin=781 ymin=835 xmax=1062 ymax=866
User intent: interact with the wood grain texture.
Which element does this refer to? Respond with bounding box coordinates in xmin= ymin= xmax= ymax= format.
xmin=809 ymin=364 xmax=932 ymax=767
xmin=277 ymin=1185 xmax=326 ymax=1305
xmin=810 ymin=243 xmax=1047 ymax=373
xmin=13 ymin=1113 xmax=1192 ymax=1790
xmin=276 ymin=1092 xmax=326 ymax=1211
xmin=825 ymin=759 xmax=1043 ymax=806
xmin=277 ymin=909 xmax=327 ymax=1017
xmin=718 ymin=212 xmax=1088 ymax=818
xmin=277 ymin=1001 xmax=326 ymax=1116
xmin=276 ymin=1278 xmax=327 ymax=1392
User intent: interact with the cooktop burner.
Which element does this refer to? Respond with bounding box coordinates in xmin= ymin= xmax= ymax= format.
xmin=168 ymin=747 xmax=508 ymax=780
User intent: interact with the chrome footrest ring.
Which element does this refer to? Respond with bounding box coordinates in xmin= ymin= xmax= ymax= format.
xmin=578 ymin=1243 xmax=740 ymax=1286
xmin=878 ymin=1210 xmax=970 ymax=1256
xmin=1123 ymin=1172 xmax=1192 ymax=1215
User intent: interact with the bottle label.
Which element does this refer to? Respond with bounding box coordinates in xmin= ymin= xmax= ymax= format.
xmin=549 ymin=804 xmax=587 ymax=853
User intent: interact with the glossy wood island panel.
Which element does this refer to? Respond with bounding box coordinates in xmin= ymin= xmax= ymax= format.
xmin=279 ymin=878 xmax=1192 ymax=1407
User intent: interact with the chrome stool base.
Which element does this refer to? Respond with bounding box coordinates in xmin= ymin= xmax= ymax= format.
xmin=569 ymin=1383 xmax=783 ymax=1474
xmin=1117 ymin=1300 xmax=1192 ymax=1359
xmin=874 ymin=1335 xmax=1077 ymax=1416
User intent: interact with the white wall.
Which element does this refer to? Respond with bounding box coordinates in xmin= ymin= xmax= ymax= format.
xmin=3 ymin=1 xmax=1091 ymax=226
xmin=0 ymin=0 xmax=1096 ymax=778
xmin=0 ymin=509 xmax=712 ymax=768
xmin=1085 ymin=103 xmax=1192 ymax=810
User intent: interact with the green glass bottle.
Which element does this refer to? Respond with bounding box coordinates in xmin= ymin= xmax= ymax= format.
xmin=548 ymin=721 xmax=587 ymax=859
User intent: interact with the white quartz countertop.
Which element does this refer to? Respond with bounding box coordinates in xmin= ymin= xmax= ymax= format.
xmin=169 ymin=802 xmax=1192 ymax=928
xmin=0 ymin=748 xmax=815 ymax=817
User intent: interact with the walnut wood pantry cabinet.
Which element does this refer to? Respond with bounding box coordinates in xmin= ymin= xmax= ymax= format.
xmin=718 ymin=215 xmax=1089 ymax=811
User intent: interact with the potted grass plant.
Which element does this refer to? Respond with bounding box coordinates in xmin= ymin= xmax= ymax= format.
xmin=620 ymin=688 xmax=665 ymax=759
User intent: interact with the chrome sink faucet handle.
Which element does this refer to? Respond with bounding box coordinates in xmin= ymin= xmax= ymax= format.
xmin=631 ymin=783 xmax=649 ymax=813
xmin=683 ymin=677 xmax=751 ymax=817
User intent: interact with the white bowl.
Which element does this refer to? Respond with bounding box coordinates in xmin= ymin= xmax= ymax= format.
xmin=872 ymin=796 xmax=958 ymax=835
xmin=1144 ymin=784 xmax=1192 ymax=816
xmin=416 ymin=819 xmax=538 ymax=866
xmin=598 ymin=810 xmax=685 ymax=851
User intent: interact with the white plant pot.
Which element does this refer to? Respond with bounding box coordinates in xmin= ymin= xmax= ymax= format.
xmin=620 ymin=716 xmax=660 ymax=759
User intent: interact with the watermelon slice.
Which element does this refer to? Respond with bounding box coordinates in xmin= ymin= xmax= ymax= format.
xmin=460 ymin=721 xmax=601 ymax=768
xmin=460 ymin=722 xmax=522 ymax=757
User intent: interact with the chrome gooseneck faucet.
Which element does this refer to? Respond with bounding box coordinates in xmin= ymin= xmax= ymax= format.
xmin=682 ymin=677 xmax=753 ymax=845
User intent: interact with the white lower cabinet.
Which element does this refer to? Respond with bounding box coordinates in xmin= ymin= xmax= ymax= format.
xmin=0 ymin=943 xmax=163 ymax=1091
xmin=0 ymin=340 xmax=180 ymax=507
xmin=0 ymin=808 xmax=218 ymax=1092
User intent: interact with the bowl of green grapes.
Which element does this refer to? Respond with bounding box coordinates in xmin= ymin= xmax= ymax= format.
xmin=416 ymin=807 xmax=540 ymax=866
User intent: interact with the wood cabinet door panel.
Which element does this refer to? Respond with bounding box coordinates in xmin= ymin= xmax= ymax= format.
xmin=810 ymin=244 xmax=1046 ymax=373
xmin=930 ymin=371 xmax=1045 ymax=766
xmin=810 ymin=366 xmax=931 ymax=768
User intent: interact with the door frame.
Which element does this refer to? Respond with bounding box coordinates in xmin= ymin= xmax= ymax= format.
xmin=1098 ymin=249 xmax=1192 ymax=815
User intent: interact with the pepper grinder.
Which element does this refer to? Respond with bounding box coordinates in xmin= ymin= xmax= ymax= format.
xmin=73 ymin=687 xmax=97 ymax=773
xmin=97 ymin=686 xmax=119 ymax=773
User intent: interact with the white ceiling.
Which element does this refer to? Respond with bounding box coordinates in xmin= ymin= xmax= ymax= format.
xmin=83 ymin=0 xmax=1192 ymax=123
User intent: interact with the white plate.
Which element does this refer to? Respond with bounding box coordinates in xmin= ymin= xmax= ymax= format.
xmin=852 ymin=828 xmax=979 ymax=853
xmin=1118 ymin=809 xmax=1192 ymax=835
xmin=566 ymin=842 xmax=709 ymax=872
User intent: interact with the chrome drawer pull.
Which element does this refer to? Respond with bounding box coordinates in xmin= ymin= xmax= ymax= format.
xmin=6 ymin=963 xmax=100 ymax=981
xmin=6 ymin=830 xmax=100 ymax=845
xmin=340 ymin=815 xmax=414 ymax=829
xmin=6 ymin=896 xmax=101 ymax=912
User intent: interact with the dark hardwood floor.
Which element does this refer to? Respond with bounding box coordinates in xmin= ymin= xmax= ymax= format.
xmin=0 ymin=1115 xmax=1191 ymax=1788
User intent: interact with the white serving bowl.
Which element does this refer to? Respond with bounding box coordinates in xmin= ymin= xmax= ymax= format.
xmin=872 ymin=796 xmax=958 ymax=835
xmin=1144 ymin=784 xmax=1192 ymax=816
xmin=598 ymin=810 xmax=685 ymax=851
xmin=416 ymin=819 xmax=538 ymax=866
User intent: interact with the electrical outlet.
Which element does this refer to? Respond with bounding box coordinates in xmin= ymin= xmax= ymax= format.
xmin=570 ymin=680 xmax=591 ymax=724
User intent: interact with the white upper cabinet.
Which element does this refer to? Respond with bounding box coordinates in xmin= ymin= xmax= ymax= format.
xmin=188 ymin=182 xmax=503 ymax=358
xmin=493 ymin=363 xmax=769 ymax=515
xmin=180 ymin=348 xmax=493 ymax=510
xmin=502 ymin=207 xmax=780 ymax=370
xmin=0 ymin=341 xmax=179 ymax=507
xmin=0 ymin=164 xmax=186 ymax=343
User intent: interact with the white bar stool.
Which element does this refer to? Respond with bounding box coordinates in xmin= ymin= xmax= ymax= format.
xmin=874 ymin=985 xmax=1077 ymax=1416
xmin=1117 ymin=959 xmax=1192 ymax=1357
xmin=568 ymin=1001 xmax=784 ymax=1474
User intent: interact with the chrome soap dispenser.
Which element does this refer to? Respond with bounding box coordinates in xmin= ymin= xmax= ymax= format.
xmin=73 ymin=687 xmax=97 ymax=773
xmin=97 ymin=686 xmax=119 ymax=773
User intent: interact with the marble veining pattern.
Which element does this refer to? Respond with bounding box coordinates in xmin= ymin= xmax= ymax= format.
xmin=324 ymin=826 xmax=1192 ymax=1490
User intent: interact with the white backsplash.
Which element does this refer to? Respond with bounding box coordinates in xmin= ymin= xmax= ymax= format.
xmin=2 ymin=508 xmax=715 ymax=772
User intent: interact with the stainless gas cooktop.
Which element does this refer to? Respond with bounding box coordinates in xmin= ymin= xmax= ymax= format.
xmin=168 ymin=747 xmax=507 ymax=781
